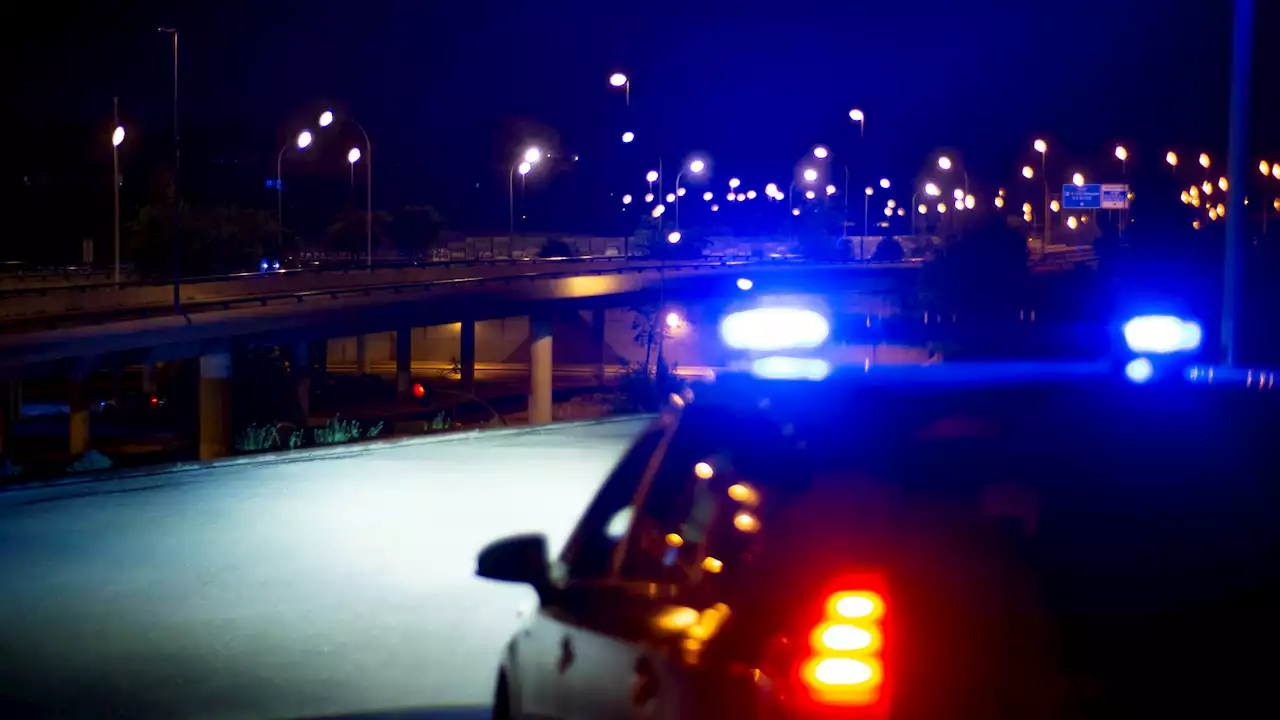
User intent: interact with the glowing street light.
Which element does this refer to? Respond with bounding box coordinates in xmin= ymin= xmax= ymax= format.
xmin=667 ymin=231 xmax=682 ymax=244
xmin=621 ymin=131 xmax=635 ymax=144
xmin=518 ymin=161 xmax=532 ymax=176
xmin=953 ymin=188 xmax=964 ymax=201
xmin=745 ymin=189 xmax=757 ymax=199
xmin=865 ymin=186 xmax=874 ymax=196
xmin=1034 ymin=139 xmax=1047 ymax=154
xmin=689 ymin=159 xmax=706 ymax=173
xmin=677 ymin=187 xmax=686 ymax=197
xmin=644 ymin=193 xmax=654 ymax=203
xmin=509 ymin=146 xmax=542 ymax=234
xmin=297 ymin=130 xmax=313 ymax=149
xmin=887 ymin=199 xmax=896 ymax=208
xmin=825 ymin=184 xmax=837 ymax=196
xmin=318 ymin=110 xmax=334 ymax=128
xmin=1218 ymin=177 xmax=1229 ymax=192
xmin=675 ymin=159 xmax=706 ymax=228
xmin=646 ymin=170 xmax=659 ymax=183
xmin=954 ymin=199 xmax=964 ymax=211
xmin=736 ymin=193 xmax=746 ymax=202
xmin=792 ymin=208 xmax=801 ymax=216
xmin=666 ymin=192 xmax=676 ymax=203
xmin=937 ymin=203 xmax=947 ymax=213
xmin=1072 ymin=172 xmax=1085 ymax=187
xmin=703 ymin=191 xmax=713 ymax=201
xmin=1262 ymin=160 xmax=1272 ymax=177
xmin=652 ymin=204 xmax=666 ymax=218
xmin=729 ymin=177 xmax=741 ymax=189
xmin=1115 ymin=145 xmax=1128 ymax=162
xmin=1273 ymin=164 xmax=1280 ymax=180
xmin=879 ymin=178 xmax=891 ymax=189
xmin=995 ymin=197 xmax=1005 ymax=208
xmin=805 ymin=190 xmax=816 ymax=200
xmin=1199 ymin=153 xmax=1211 ymax=169
xmin=813 ymin=146 xmax=829 ymax=159
xmin=884 ymin=207 xmax=893 ymax=217
xmin=849 ymin=108 xmax=865 ymax=136
xmin=711 ymin=204 xmax=720 ymax=212
xmin=764 ymin=183 xmax=779 ymax=197
xmin=111 ymin=121 xmax=125 ymax=284
xmin=277 ymin=128 xmax=314 ymax=258
xmin=918 ymin=203 xmax=928 ymax=214
xmin=665 ymin=312 xmax=683 ymax=329
xmin=347 ymin=147 xmax=361 ymax=164
xmin=524 ymin=147 xmax=543 ymax=164
xmin=1166 ymin=151 xmax=1179 ymax=168
xmin=1050 ymin=199 xmax=1061 ymax=212
xmin=964 ymin=194 xmax=975 ymax=210
xmin=803 ymin=168 xmax=818 ymax=182
xmin=924 ymin=182 xmax=940 ymax=196
xmin=622 ymin=194 xmax=633 ymax=205
xmin=1022 ymin=165 xmax=1035 ymax=179
xmin=938 ymin=156 xmax=953 ymax=171
xmin=608 ymin=72 xmax=630 ymax=105
xmin=1202 ymin=181 xmax=1213 ymax=195
xmin=1067 ymin=216 xmax=1079 ymax=229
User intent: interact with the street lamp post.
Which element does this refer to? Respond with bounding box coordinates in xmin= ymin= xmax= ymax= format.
xmin=863 ymin=186 xmax=874 ymax=260
xmin=674 ymin=159 xmax=705 ymax=230
xmin=509 ymin=147 xmax=541 ymax=236
xmin=608 ymin=72 xmax=630 ymax=106
xmin=277 ymin=130 xmax=313 ymax=260
xmin=157 ymin=27 xmax=180 ymax=311
xmin=1035 ymin=139 xmax=1050 ymax=248
xmin=318 ymin=111 xmax=374 ymax=269
xmin=111 ymin=98 xmax=125 ymax=286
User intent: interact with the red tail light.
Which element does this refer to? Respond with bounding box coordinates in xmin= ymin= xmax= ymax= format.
xmin=799 ymin=579 xmax=889 ymax=709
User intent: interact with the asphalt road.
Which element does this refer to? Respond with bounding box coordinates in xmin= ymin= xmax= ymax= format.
xmin=0 ymin=416 xmax=652 ymax=719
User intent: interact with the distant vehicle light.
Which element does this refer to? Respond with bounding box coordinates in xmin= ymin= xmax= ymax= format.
xmin=751 ymin=356 xmax=831 ymax=381
xmin=721 ymin=308 xmax=830 ymax=351
xmin=413 ymin=383 xmax=426 ymax=398
xmin=1122 ymin=315 xmax=1203 ymax=354
xmin=272 ymin=259 xmax=281 ymax=271
xmin=1125 ymin=357 xmax=1154 ymax=384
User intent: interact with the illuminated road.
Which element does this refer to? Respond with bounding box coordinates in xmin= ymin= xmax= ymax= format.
xmin=0 ymin=416 xmax=651 ymax=719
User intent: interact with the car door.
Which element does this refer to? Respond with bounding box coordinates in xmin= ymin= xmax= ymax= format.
xmin=561 ymin=409 xmax=774 ymax=718
xmin=515 ymin=423 xmax=668 ymax=720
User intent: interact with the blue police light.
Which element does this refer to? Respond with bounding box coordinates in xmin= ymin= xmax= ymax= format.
xmin=259 ymin=258 xmax=269 ymax=272
xmin=1125 ymin=357 xmax=1154 ymax=384
xmin=752 ymin=356 xmax=831 ymax=381
xmin=720 ymin=308 xmax=830 ymax=351
xmin=272 ymin=259 xmax=281 ymax=271
xmin=1122 ymin=315 xmax=1203 ymax=354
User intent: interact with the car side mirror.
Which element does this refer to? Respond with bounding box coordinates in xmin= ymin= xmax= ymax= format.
xmin=477 ymin=534 xmax=550 ymax=588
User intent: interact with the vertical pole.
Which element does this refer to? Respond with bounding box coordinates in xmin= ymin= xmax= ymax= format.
xmin=292 ymin=342 xmax=311 ymax=422
xmin=591 ymin=307 xmax=607 ymax=386
xmin=170 ymin=30 xmax=181 ymax=314
xmin=460 ymin=319 xmax=476 ymax=393
xmin=1222 ymin=0 xmax=1254 ymax=367
xmin=112 ymin=96 xmax=121 ymax=286
xmin=67 ymin=373 xmax=90 ymax=459
xmin=198 ymin=352 xmax=232 ymax=460
xmin=1042 ymin=152 xmax=1051 ymax=249
xmin=509 ymin=166 xmax=515 ymax=236
xmin=355 ymin=334 xmax=371 ymax=376
xmin=277 ymin=146 xmax=286 ymax=261
xmin=395 ymin=327 xmax=412 ymax=398
xmin=529 ymin=314 xmax=553 ymax=425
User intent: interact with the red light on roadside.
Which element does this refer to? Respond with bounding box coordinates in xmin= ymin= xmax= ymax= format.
xmin=149 ymin=396 xmax=159 ymax=406
xmin=412 ymin=383 xmax=425 ymax=398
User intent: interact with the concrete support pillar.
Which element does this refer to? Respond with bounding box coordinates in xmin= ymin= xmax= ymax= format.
xmin=459 ymin=319 xmax=476 ymax=393
xmin=68 ymin=374 xmax=90 ymax=458
xmin=395 ymin=327 xmax=413 ymax=398
xmin=529 ymin=314 xmax=553 ymax=425
xmin=199 ymin=352 xmax=232 ymax=460
xmin=312 ymin=340 xmax=328 ymax=375
xmin=0 ymin=380 xmax=18 ymax=460
xmin=291 ymin=342 xmax=311 ymax=421
xmin=140 ymin=363 xmax=157 ymax=396
xmin=355 ymin=334 xmax=371 ymax=376
xmin=591 ymin=307 xmax=607 ymax=386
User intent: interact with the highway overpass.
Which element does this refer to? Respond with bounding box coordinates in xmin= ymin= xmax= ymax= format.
xmin=0 ymin=416 xmax=652 ymax=719
xmin=0 ymin=259 xmax=917 ymax=461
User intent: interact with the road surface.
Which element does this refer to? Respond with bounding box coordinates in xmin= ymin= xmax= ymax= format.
xmin=0 ymin=416 xmax=651 ymax=719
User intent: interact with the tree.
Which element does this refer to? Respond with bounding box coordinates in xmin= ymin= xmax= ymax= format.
xmin=920 ymin=215 xmax=1029 ymax=317
xmin=392 ymin=205 xmax=445 ymax=258
xmin=322 ymin=208 xmax=394 ymax=258
xmin=128 ymin=203 xmax=279 ymax=276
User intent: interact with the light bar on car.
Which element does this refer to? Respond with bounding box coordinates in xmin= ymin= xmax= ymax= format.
xmin=751 ymin=356 xmax=831 ymax=381
xmin=1122 ymin=315 xmax=1203 ymax=354
xmin=720 ymin=308 xmax=831 ymax=351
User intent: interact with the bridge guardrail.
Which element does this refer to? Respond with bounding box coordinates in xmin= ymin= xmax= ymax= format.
xmin=0 ymin=257 xmax=917 ymax=332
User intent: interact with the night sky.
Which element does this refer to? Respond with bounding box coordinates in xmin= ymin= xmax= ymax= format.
xmin=8 ymin=0 xmax=1278 ymax=246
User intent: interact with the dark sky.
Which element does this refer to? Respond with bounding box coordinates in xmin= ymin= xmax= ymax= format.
xmin=8 ymin=0 xmax=1279 ymax=237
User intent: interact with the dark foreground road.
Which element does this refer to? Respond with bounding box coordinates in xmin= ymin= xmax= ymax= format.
xmin=0 ymin=417 xmax=651 ymax=719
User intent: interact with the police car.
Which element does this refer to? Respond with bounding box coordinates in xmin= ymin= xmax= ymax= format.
xmin=477 ymin=301 xmax=1278 ymax=719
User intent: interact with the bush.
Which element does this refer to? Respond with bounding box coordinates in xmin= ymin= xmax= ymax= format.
xmin=539 ymin=239 xmax=575 ymax=258
xmin=871 ymin=237 xmax=905 ymax=262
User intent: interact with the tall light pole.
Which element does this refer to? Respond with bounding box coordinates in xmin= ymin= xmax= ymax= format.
xmin=158 ymin=27 xmax=180 ymax=310
xmin=674 ymin=158 xmax=705 ymax=230
xmin=1115 ymin=145 xmax=1130 ymax=236
xmin=347 ymin=147 xmax=361 ymax=190
xmin=509 ymin=147 xmax=541 ymax=235
xmin=1034 ymin=139 xmax=1050 ymax=248
xmin=608 ymin=72 xmax=630 ymax=106
xmin=318 ymin=111 xmax=373 ymax=269
xmin=1222 ymin=0 xmax=1254 ymax=366
xmin=277 ymin=130 xmax=313 ymax=259
xmin=863 ymin=186 xmax=874 ymax=259
xmin=111 ymin=100 xmax=125 ymax=286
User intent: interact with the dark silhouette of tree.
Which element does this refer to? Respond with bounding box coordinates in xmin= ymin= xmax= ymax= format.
xmin=871 ymin=236 xmax=906 ymax=262
xmin=392 ymin=205 xmax=445 ymax=258
xmin=323 ymin=209 xmax=394 ymax=258
xmin=539 ymin=238 xmax=575 ymax=258
xmin=127 ymin=203 xmax=278 ymax=276
xmin=920 ymin=215 xmax=1029 ymax=317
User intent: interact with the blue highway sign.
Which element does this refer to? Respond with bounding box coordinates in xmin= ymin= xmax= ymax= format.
xmin=1062 ymin=184 xmax=1102 ymax=209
